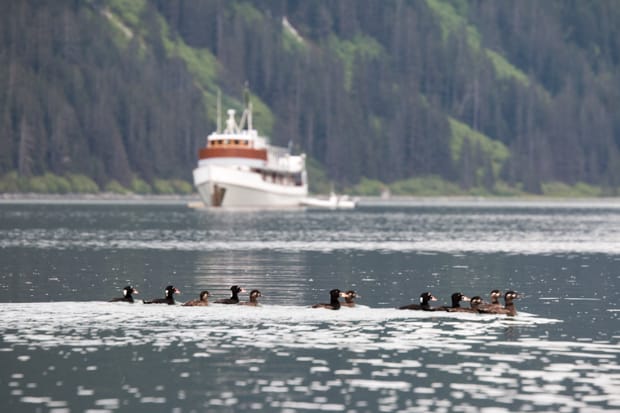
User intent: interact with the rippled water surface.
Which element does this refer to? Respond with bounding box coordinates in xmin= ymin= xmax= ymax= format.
xmin=1 ymin=200 xmax=619 ymax=412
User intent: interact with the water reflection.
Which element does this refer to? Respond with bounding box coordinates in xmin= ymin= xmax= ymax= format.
xmin=192 ymin=251 xmax=308 ymax=305
xmin=1 ymin=203 xmax=619 ymax=255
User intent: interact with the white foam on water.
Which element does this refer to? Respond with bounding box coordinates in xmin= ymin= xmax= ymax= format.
xmin=348 ymin=379 xmax=411 ymax=391
xmin=2 ymin=301 xmax=618 ymax=413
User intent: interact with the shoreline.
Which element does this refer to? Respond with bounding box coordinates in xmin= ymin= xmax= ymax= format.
xmin=0 ymin=193 xmax=619 ymax=208
xmin=0 ymin=192 xmax=201 ymax=205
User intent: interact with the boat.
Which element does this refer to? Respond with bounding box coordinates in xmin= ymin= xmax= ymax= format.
xmin=193 ymin=98 xmax=308 ymax=208
xmin=300 ymin=192 xmax=357 ymax=209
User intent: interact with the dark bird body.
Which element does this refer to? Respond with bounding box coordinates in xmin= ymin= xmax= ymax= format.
xmin=341 ymin=290 xmax=359 ymax=308
xmin=478 ymin=291 xmax=520 ymax=316
xmin=398 ymin=292 xmax=438 ymax=311
xmin=312 ymin=289 xmax=345 ymax=310
xmin=143 ymin=285 xmax=180 ymax=305
xmin=447 ymin=296 xmax=483 ymax=313
xmin=240 ymin=290 xmax=262 ymax=306
xmin=109 ymin=285 xmax=138 ymax=303
xmin=215 ymin=285 xmax=245 ymax=304
xmin=437 ymin=292 xmax=471 ymax=311
xmin=183 ymin=290 xmax=210 ymax=306
xmin=477 ymin=289 xmax=503 ymax=312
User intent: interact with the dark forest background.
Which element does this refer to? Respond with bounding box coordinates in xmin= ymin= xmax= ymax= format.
xmin=1 ymin=0 xmax=619 ymax=195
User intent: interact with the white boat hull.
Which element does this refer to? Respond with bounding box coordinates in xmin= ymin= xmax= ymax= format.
xmin=300 ymin=194 xmax=357 ymax=209
xmin=193 ymin=164 xmax=308 ymax=208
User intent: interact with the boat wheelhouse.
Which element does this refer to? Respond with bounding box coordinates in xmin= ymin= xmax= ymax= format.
xmin=193 ymin=102 xmax=308 ymax=207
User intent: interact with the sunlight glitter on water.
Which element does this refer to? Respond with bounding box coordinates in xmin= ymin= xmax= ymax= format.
xmin=2 ymin=302 xmax=618 ymax=413
xmin=2 ymin=229 xmax=620 ymax=254
xmin=1 ymin=202 xmax=619 ymax=412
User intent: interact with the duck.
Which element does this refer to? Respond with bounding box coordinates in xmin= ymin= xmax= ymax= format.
xmin=437 ymin=292 xmax=471 ymax=311
xmin=479 ymin=291 xmax=521 ymax=316
xmin=143 ymin=285 xmax=180 ymax=305
xmin=109 ymin=285 xmax=138 ymax=303
xmin=182 ymin=290 xmax=210 ymax=306
xmin=239 ymin=289 xmax=262 ymax=306
xmin=215 ymin=285 xmax=245 ymax=304
xmin=312 ymin=289 xmax=345 ymax=310
xmin=477 ymin=289 xmax=502 ymax=312
xmin=398 ymin=292 xmax=438 ymax=311
xmin=447 ymin=296 xmax=483 ymax=313
xmin=341 ymin=290 xmax=359 ymax=308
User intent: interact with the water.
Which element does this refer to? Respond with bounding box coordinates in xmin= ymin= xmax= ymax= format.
xmin=0 ymin=199 xmax=619 ymax=412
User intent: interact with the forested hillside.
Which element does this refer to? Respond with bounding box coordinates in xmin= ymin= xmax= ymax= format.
xmin=1 ymin=0 xmax=619 ymax=195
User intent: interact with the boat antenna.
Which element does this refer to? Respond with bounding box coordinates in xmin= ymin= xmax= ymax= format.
xmin=244 ymin=82 xmax=252 ymax=131
xmin=238 ymin=82 xmax=252 ymax=131
xmin=217 ymin=88 xmax=222 ymax=133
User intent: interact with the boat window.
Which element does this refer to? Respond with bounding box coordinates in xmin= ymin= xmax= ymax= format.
xmin=293 ymin=173 xmax=303 ymax=186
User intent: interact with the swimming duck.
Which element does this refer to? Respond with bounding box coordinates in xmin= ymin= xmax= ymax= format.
xmin=183 ymin=290 xmax=210 ymax=306
xmin=143 ymin=285 xmax=180 ymax=305
xmin=437 ymin=292 xmax=471 ymax=311
xmin=477 ymin=289 xmax=502 ymax=312
xmin=215 ymin=285 xmax=245 ymax=304
xmin=341 ymin=290 xmax=359 ymax=308
xmin=447 ymin=296 xmax=483 ymax=313
xmin=109 ymin=285 xmax=138 ymax=303
xmin=479 ymin=291 xmax=521 ymax=316
xmin=240 ymin=289 xmax=262 ymax=306
xmin=312 ymin=289 xmax=345 ymax=310
xmin=398 ymin=292 xmax=438 ymax=311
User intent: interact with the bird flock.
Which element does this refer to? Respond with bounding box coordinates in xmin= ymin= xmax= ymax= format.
xmin=109 ymin=285 xmax=521 ymax=316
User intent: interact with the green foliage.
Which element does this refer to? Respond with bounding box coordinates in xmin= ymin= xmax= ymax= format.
xmin=250 ymin=95 xmax=275 ymax=139
xmin=67 ymin=174 xmax=100 ymax=193
xmin=542 ymin=182 xmax=602 ymax=197
xmin=2 ymin=1 xmax=619 ymax=199
xmin=130 ymin=177 xmax=152 ymax=194
xmin=389 ymin=176 xmax=463 ymax=196
xmin=485 ymin=50 xmax=529 ymax=85
xmin=153 ymin=179 xmax=174 ymax=195
xmin=108 ymin=0 xmax=146 ymax=29
xmin=105 ymin=180 xmax=130 ymax=194
xmin=151 ymin=178 xmax=193 ymax=195
xmin=449 ymin=118 xmax=509 ymax=176
xmin=170 ymin=180 xmax=193 ymax=195
xmin=26 ymin=176 xmax=49 ymax=193
xmin=349 ymin=178 xmax=386 ymax=196
xmin=0 ymin=172 xmax=101 ymax=194
xmin=0 ymin=172 xmax=23 ymax=193
xmin=346 ymin=174 xmax=531 ymax=197
xmin=101 ymin=7 xmax=136 ymax=48
xmin=163 ymin=31 xmax=219 ymax=120
xmin=425 ymin=0 xmax=528 ymax=85
xmin=42 ymin=173 xmax=72 ymax=194
xmin=492 ymin=182 xmax=525 ymax=197
xmin=233 ymin=2 xmax=263 ymax=23
xmin=0 ymin=171 xmax=194 ymax=195
xmin=426 ymin=0 xmax=481 ymax=47
xmin=327 ymin=34 xmax=383 ymax=90
xmin=282 ymin=17 xmax=306 ymax=52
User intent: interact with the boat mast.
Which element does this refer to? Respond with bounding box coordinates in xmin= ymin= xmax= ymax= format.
xmin=245 ymin=86 xmax=252 ymax=131
xmin=217 ymin=88 xmax=222 ymax=133
xmin=239 ymin=83 xmax=252 ymax=131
